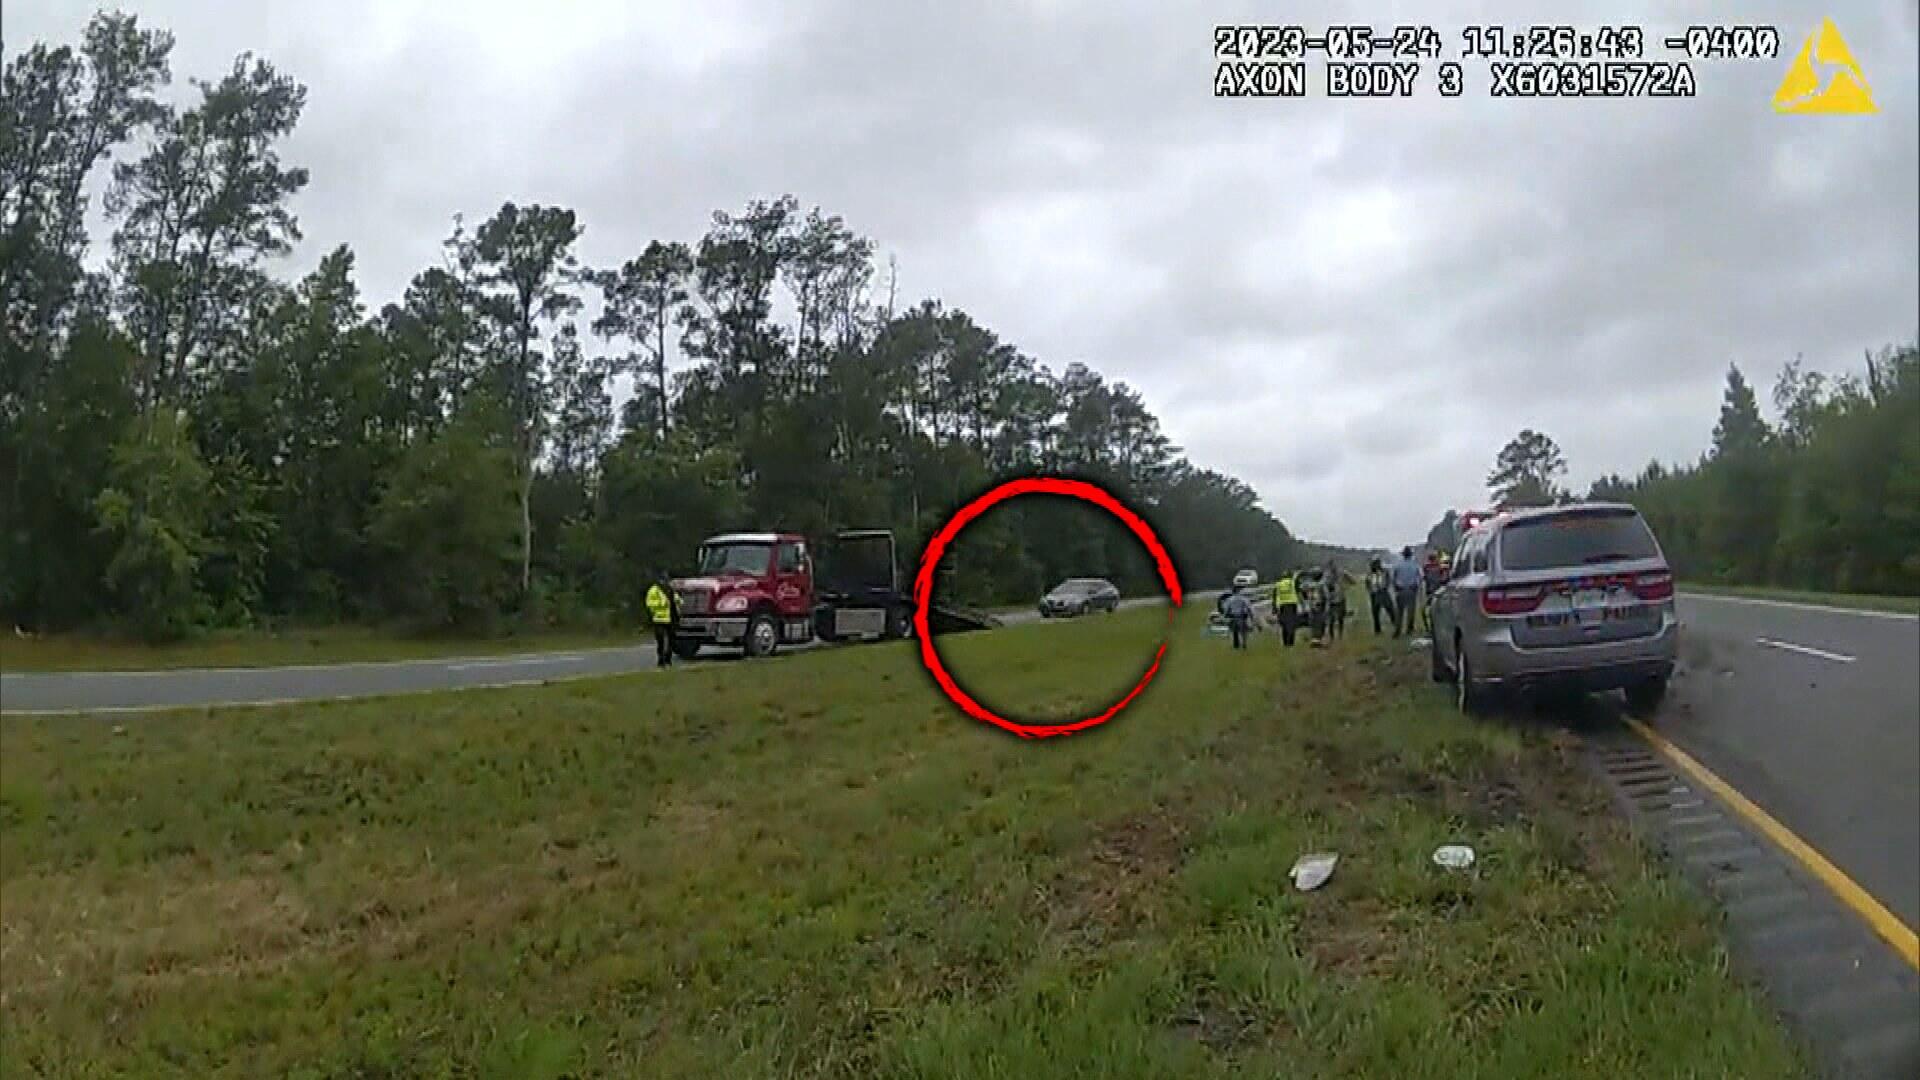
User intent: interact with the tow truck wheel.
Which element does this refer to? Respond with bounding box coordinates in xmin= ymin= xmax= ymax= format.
xmin=672 ymin=638 xmax=701 ymax=661
xmin=745 ymin=613 xmax=779 ymax=658
xmin=889 ymin=608 xmax=912 ymax=640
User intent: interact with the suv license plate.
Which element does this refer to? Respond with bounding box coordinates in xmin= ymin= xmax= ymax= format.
xmin=1572 ymin=590 xmax=1608 ymax=625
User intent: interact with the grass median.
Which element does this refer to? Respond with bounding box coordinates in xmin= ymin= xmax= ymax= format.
xmin=1 ymin=625 xmax=644 ymax=673
xmin=0 ymin=605 xmax=1803 ymax=1077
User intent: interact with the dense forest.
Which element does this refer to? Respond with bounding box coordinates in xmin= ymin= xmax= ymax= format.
xmin=2 ymin=12 xmax=1315 ymax=639
xmin=1429 ymin=349 xmax=1920 ymax=597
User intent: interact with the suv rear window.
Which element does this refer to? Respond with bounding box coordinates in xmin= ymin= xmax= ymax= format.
xmin=1498 ymin=509 xmax=1659 ymax=572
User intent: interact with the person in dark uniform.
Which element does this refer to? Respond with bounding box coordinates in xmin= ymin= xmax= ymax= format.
xmin=1298 ymin=566 xmax=1329 ymax=646
xmin=1366 ymin=557 xmax=1394 ymax=635
xmin=1390 ymin=547 xmax=1423 ymax=637
xmin=1325 ymin=560 xmax=1351 ymax=640
xmin=1222 ymin=587 xmax=1254 ymax=650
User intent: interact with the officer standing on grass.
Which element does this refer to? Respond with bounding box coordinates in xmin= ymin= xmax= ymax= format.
xmin=1297 ymin=566 xmax=1329 ymax=647
xmin=1390 ymin=546 xmax=1422 ymax=638
xmin=1222 ymin=587 xmax=1254 ymax=650
xmin=1366 ymin=557 xmax=1394 ymax=635
xmin=1325 ymin=559 xmax=1351 ymax=640
xmin=646 ymin=574 xmax=681 ymax=667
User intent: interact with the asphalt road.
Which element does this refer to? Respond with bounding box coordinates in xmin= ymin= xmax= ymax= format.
xmin=0 ymin=595 xmax=1178 ymax=714
xmin=1661 ymin=592 xmax=1920 ymax=929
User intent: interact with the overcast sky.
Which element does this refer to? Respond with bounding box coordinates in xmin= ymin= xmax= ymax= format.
xmin=11 ymin=1 xmax=1918 ymax=548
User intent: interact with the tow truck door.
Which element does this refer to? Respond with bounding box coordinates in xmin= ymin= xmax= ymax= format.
xmin=774 ymin=539 xmax=813 ymax=641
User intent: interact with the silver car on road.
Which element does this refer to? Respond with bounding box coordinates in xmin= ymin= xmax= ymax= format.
xmin=1429 ymin=503 xmax=1679 ymax=714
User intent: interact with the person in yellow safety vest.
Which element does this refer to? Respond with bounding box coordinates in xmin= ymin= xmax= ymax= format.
xmin=645 ymin=574 xmax=680 ymax=667
xmin=1271 ymin=572 xmax=1301 ymax=648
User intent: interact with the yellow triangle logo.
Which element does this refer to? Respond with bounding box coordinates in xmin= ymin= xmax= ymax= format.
xmin=1774 ymin=18 xmax=1877 ymax=114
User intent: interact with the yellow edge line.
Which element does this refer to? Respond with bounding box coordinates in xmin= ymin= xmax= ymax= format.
xmin=1624 ymin=717 xmax=1920 ymax=970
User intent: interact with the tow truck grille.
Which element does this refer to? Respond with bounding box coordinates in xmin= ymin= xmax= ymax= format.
xmin=679 ymin=590 xmax=709 ymax=615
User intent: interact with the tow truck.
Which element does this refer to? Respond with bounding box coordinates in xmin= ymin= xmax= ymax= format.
xmin=669 ymin=529 xmax=1002 ymax=659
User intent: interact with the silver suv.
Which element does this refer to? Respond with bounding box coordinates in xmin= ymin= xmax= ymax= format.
xmin=1429 ymin=503 xmax=1678 ymax=714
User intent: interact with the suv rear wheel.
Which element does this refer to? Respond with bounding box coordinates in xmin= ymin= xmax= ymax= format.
xmin=1456 ymin=645 xmax=1487 ymax=714
xmin=1625 ymin=676 xmax=1668 ymax=716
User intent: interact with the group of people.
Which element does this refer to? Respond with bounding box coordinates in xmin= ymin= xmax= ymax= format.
xmin=1370 ymin=545 xmax=1454 ymax=637
xmin=1218 ymin=546 xmax=1452 ymax=651
xmin=1369 ymin=545 xmax=1432 ymax=637
xmin=1216 ymin=559 xmax=1352 ymax=650
xmin=1276 ymin=561 xmax=1356 ymax=647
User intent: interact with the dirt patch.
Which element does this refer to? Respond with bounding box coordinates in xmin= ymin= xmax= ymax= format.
xmin=2 ymin=863 xmax=323 ymax=999
xmin=1088 ymin=814 xmax=1187 ymax=874
xmin=1438 ymin=768 xmax=1527 ymax=830
xmin=1287 ymin=645 xmax=1618 ymax=888
xmin=1353 ymin=643 xmax=1433 ymax=689
xmin=1298 ymin=895 xmax=1409 ymax=979
xmin=1297 ymin=723 xmax=1593 ymax=838
xmin=1169 ymin=986 xmax=1273 ymax=1052
xmin=1043 ymin=811 xmax=1190 ymax=944
xmin=2 ymin=835 xmax=632 ymax=1007
xmin=1294 ymin=733 xmax=1446 ymax=817
xmin=651 ymin=794 xmax=725 ymax=840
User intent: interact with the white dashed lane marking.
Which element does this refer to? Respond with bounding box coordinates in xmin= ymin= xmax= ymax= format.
xmin=1755 ymin=637 xmax=1856 ymax=664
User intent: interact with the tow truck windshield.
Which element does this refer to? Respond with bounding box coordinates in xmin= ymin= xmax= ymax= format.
xmin=699 ymin=542 xmax=773 ymax=576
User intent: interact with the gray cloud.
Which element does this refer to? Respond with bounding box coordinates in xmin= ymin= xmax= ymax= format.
xmin=12 ymin=0 xmax=1917 ymax=548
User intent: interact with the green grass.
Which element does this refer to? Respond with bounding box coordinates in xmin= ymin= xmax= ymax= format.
xmin=0 ymin=604 xmax=1804 ymax=1078
xmin=0 ymin=625 xmax=645 ymax=673
xmin=1680 ymin=582 xmax=1920 ymax=615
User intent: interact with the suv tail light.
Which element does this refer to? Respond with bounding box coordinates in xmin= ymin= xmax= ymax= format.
xmin=1481 ymin=584 xmax=1546 ymax=616
xmin=1630 ymin=569 xmax=1674 ymax=601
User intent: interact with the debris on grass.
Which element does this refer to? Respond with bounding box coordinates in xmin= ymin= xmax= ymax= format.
xmin=1289 ymin=852 xmax=1339 ymax=891
xmin=1432 ymin=844 xmax=1475 ymax=871
xmin=1408 ymin=636 xmax=1432 ymax=649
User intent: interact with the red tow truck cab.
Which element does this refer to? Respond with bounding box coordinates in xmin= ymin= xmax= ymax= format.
xmin=669 ymin=532 xmax=820 ymax=659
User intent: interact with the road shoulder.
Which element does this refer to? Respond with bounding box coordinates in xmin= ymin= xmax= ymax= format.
xmin=1586 ymin=726 xmax=1919 ymax=1079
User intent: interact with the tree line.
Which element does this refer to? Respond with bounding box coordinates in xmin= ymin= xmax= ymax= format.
xmin=2 ymin=12 xmax=1312 ymax=639
xmin=1428 ymin=347 xmax=1920 ymax=596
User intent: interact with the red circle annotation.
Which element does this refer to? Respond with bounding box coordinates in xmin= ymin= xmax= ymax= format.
xmin=911 ymin=476 xmax=1183 ymax=739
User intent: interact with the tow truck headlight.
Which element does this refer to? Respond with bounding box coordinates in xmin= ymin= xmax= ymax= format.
xmin=716 ymin=594 xmax=749 ymax=614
